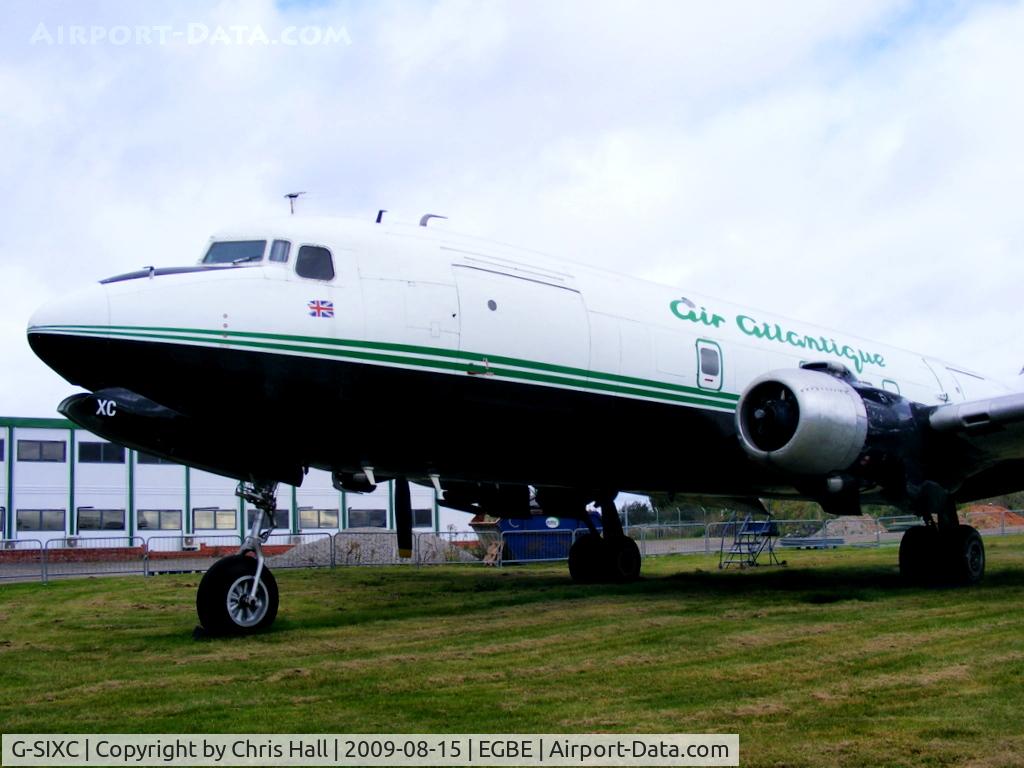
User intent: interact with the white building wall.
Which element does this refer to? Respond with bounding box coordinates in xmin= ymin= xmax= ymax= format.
xmin=134 ymin=460 xmax=188 ymax=535
xmin=189 ymin=468 xmax=242 ymax=544
xmin=12 ymin=426 xmax=71 ymax=543
xmin=1 ymin=419 xmax=461 ymax=543
xmin=1 ymin=426 xmax=9 ymax=539
xmin=73 ymin=436 xmax=129 ymax=541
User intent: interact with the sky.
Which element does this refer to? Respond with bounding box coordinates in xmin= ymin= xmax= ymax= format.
xmin=3 ymin=0 xmax=1024 ymax=416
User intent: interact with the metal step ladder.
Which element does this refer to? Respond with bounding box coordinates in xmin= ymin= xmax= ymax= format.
xmin=719 ymin=512 xmax=782 ymax=569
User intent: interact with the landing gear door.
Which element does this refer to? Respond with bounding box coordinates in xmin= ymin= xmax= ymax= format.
xmin=696 ymin=339 xmax=723 ymax=391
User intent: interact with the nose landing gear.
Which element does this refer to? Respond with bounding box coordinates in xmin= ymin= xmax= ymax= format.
xmin=196 ymin=481 xmax=281 ymax=635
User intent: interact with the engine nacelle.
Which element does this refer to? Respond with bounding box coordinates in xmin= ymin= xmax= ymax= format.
xmin=736 ymin=368 xmax=868 ymax=475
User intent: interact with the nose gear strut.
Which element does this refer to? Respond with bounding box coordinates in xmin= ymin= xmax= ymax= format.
xmin=195 ymin=480 xmax=281 ymax=635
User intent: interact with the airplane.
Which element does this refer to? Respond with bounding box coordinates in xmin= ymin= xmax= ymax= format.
xmin=25 ymin=213 xmax=1024 ymax=635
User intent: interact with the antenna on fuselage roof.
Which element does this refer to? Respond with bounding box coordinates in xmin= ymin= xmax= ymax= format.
xmin=419 ymin=213 xmax=448 ymax=227
xmin=376 ymin=209 xmax=387 ymax=223
xmin=284 ymin=192 xmax=305 ymax=215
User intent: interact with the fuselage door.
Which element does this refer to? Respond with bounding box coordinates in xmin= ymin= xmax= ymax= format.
xmin=453 ymin=266 xmax=590 ymax=371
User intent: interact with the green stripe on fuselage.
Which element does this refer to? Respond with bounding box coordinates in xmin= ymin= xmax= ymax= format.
xmin=29 ymin=324 xmax=740 ymax=411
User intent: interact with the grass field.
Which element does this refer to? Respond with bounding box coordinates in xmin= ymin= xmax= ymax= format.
xmin=3 ymin=539 xmax=1024 ymax=767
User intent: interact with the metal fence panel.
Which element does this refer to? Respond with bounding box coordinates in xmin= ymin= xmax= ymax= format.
xmin=415 ymin=530 xmax=493 ymax=565
xmin=144 ymin=534 xmax=243 ymax=574
xmin=333 ymin=530 xmax=408 ymax=566
xmin=638 ymin=523 xmax=708 ymax=556
xmin=265 ymin=532 xmax=334 ymax=569
xmin=0 ymin=539 xmax=44 ymax=582
xmin=43 ymin=536 xmax=147 ymax=581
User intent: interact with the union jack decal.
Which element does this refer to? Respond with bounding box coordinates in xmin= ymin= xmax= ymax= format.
xmin=308 ymin=299 xmax=334 ymax=318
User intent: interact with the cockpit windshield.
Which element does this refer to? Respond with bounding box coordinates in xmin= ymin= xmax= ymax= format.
xmin=203 ymin=240 xmax=266 ymax=264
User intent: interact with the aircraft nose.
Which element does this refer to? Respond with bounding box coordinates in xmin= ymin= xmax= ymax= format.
xmin=27 ymin=282 xmax=112 ymax=388
xmin=28 ymin=281 xmax=111 ymax=332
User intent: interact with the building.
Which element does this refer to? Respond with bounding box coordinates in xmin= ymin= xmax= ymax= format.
xmin=0 ymin=416 xmax=465 ymax=544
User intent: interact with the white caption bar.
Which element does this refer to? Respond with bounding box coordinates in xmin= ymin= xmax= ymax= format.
xmin=2 ymin=734 xmax=739 ymax=767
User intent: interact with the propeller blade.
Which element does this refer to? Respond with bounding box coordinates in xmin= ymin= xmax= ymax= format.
xmin=395 ymin=477 xmax=413 ymax=559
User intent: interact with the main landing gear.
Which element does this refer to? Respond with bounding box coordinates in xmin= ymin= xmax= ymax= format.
xmin=567 ymin=495 xmax=641 ymax=584
xmin=899 ymin=482 xmax=985 ymax=586
xmin=196 ymin=481 xmax=280 ymax=635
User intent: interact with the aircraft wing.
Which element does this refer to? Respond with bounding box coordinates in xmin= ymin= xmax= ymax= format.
xmin=926 ymin=391 xmax=1024 ymax=500
xmin=929 ymin=391 xmax=1024 ymax=443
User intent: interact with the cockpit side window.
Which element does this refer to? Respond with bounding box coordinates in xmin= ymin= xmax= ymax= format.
xmin=295 ymin=245 xmax=335 ymax=281
xmin=203 ymin=240 xmax=266 ymax=264
xmin=269 ymin=239 xmax=291 ymax=263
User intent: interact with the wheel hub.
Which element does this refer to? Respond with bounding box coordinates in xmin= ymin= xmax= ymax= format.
xmin=226 ymin=576 xmax=268 ymax=627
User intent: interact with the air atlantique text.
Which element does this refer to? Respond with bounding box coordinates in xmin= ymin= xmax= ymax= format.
xmin=2 ymin=734 xmax=739 ymax=767
xmin=669 ymin=299 xmax=886 ymax=373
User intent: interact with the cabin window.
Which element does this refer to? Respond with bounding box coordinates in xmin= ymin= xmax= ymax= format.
xmin=138 ymin=509 xmax=182 ymax=530
xmin=17 ymin=509 xmax=65 ymax=531
xmin=202 ymin=240 xmax=266 ymax=264
xmin=193 ymin=508 xmax=237 ymax=531
xmin=17 ymin=440 xmax=66 ymax=463
xmin=295 ymin=245 xmax=335 ymax=281
xmin=300 ymin=508 xmax=339 ymax=530
xmin=77 ymin=508 xmax=125 ymax=531
xmin=882 ymin=379 xmax=901 ymax=395
xmin=348 ymin=508 xmax=387 ymax=528
xmin=700 ymin=347 xmax=720 ymax=377
xmin=696 ymin=340 xmax=723 ymax=391
xmin=78 ymin=441 xmax=125 ymax=464
xmin=269 ymin=239 xmax=291 ymax=263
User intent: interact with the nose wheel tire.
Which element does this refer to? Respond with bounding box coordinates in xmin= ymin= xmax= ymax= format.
xmin=197 ymin=554 xmax=279 ymax=635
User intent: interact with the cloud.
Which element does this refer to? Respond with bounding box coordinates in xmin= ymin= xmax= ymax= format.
xmin=1 ymin=0 xmax=1022 ymax=416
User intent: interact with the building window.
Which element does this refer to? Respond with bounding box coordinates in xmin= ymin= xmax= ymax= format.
xmin=78 ymin=441 xmax=125 ymax=464
xmin=296 ymin=245 xmax=335 ymax=280
xmin=78 ymin=508 xmax=125 ymax=531
xmin=0 ymin=439 xmax=5 ymax=462
xmin=0 ymin=506 xmax=5 ymax=535
xmin=412 ymin=508 xmax=433 ymax=528
xmin=139 ymin=509 xmax=182 ymax=531
xmin=299 ymin=508 xmax=339 ymax=529
xmin=17 ymin=440 xmax=66 ymax=463
xmin=246 ymin=509 xmax=289 ymax=530
xmin=348 ymin=508 xmax=387 ymax=528
xmin=17 ymin=509 xmax=65 ymax=531
xmin=193 ymin=508 xmax=237 ymax=531
xmin=136 ymin=451 xmax=178 ymax=465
